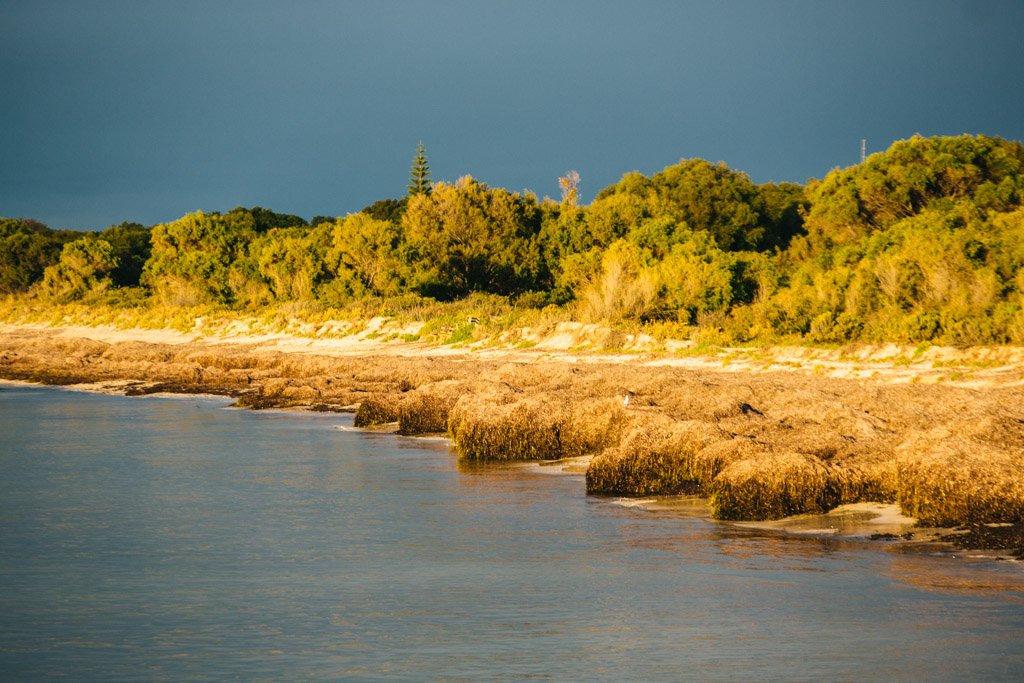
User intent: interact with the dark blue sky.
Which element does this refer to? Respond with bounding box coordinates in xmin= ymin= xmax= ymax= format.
xmin=3 ymin=0 xmax=1023 ymax=230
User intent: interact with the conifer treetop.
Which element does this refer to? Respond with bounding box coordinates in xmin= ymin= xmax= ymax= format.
xmin=408 ymin=141 xmax=432 ymax=197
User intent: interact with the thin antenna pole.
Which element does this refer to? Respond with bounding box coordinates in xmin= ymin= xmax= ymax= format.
xmin=861 ymin=139 xmax=867 ymax=164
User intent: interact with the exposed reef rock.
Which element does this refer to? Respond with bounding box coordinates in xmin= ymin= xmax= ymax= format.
xmin=3 ymin=326 xmax=1023 ymax=539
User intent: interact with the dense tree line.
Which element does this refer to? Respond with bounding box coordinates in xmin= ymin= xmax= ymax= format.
xmin=4 ymin=134 xmax=1024 ymax=344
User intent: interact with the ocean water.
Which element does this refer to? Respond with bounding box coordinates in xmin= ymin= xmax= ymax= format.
xmin=1 ymin=383 xmax=1023 ymax=681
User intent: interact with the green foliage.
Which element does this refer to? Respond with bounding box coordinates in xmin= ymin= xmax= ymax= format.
xmin=737 ymin=135 xmax=1024 ymax=345
xmin=40 ymin=236 xmax=119 ymax=302
xmin=772 ymin=208 xmax=1024 ymax=343
xmin=444 ymin=322 xmax=476 ymax=345
xmin=142 ymin=210 xmax=258 ymax=306
xmin=647 ymin=159 xmax=766 ymax=250
xmin=656 ymin=234 xmax=735 ymax=323
xmin=320 ymin=213 xmax=408 ymax=304
xmin=575 ymin=228 xmax=752 ymax=325
xmin=586 ymin=192 xmax=650 ymax=247
xmin=249 ymin=225 xmax=329 ymax=303
xmin=537 ymin=203 xmax=598 ymax=299
xmin=596 ymin=159 xmax=799 ymax=251
xmin=0 ymin=218 xmax=79 ymax=294
xmin=403 ymin=176 xmax=546 ymax=298
xmin=804 ymin=134 xmax=1024 ymax=249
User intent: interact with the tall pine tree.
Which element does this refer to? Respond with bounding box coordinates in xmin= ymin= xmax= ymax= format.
xmin=407 ymin=142 xmax=432 ymax=197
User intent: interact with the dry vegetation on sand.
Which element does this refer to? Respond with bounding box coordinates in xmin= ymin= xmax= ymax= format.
xmin=2 ymin=325 xmax=1023 ymax=550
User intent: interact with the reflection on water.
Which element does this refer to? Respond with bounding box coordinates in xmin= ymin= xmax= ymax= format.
xmin=1 ymin=383 xmax=1023 ymax=680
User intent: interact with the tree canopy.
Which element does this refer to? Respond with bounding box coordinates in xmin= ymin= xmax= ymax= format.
xmin=403 ymin=176 xmax=545 ymax=298
xmin=6 ymin=134 xmax=1024 ymax=345
xmin=40 ymin=236 xmax=118 ymax=302
xmin=0 ymin=219 xmax=78 ymax=294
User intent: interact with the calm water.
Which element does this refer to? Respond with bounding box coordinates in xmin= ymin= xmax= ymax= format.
xmin=1 ymin=384 xmax=1023 ymax=681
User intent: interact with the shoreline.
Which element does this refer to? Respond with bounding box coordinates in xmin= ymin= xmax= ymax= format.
xmin=1 ymin=376 xmax=953 ymax=554
xmin=3 ymin=375 xmax=1019 ymax=561
xmin=6 ymin=376 xmax=993 ymax=559
xmin=2 ymin=322 xmax=1023 ymax=558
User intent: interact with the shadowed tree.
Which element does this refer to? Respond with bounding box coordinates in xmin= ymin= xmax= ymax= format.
xmin=98 ymin=222 xmax=151 ymax=287
xmin=0 ymin=218 xmax=78 ymax=293
xmin=361 ymin=197 xmax=408 ymax=223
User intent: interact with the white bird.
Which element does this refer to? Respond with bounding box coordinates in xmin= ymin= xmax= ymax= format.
xmin=623 ymin=392 xmax=631 ymax=407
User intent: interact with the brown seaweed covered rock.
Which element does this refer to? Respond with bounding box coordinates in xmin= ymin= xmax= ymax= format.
xmin=895 ymin=416 xmax=1024 ymax=526
xmin=586 ymin=415 xmax=729 ymax=495
xmin=449 ymin=394 xmax=624 ymax=461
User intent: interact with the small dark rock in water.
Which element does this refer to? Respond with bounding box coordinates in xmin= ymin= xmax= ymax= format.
xmin=309 ymin=403 xmax=353 ymax=413
xmin=869 ymin=532 xmax=914 ymax=541
xmin=940 ymin=523 xmax=1024 ymax=558
xmin=232 ymin=392 xmax=290 ymax=410
xmin=126 ymin=382 xmax=240 ymax=398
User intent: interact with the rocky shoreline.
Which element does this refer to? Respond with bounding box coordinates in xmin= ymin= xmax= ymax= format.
xmin=2 ymin=324 xmax=1023 ymax=557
